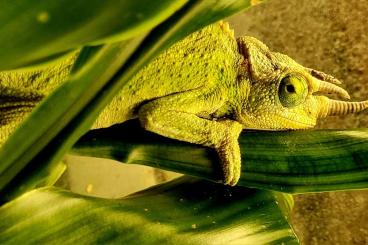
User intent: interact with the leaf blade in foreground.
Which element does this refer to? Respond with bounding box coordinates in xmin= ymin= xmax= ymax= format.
xmin=0 ymin=0 xmax=187 ymax=70
xmin=0 ymin=177 xmax=298 ymax=244
xmin=72 ymin=121 xmax=368 ymax=193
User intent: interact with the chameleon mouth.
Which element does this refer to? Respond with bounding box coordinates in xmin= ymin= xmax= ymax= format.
xmin=237 ymin=112 xmax=315 ymax=131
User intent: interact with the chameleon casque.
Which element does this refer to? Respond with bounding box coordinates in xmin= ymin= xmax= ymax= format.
xmin=1 ymin=22 xmax=367 ymax=185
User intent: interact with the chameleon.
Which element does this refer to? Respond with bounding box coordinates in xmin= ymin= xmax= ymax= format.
xmin=1 ymin=21 xmax=367 ymax=186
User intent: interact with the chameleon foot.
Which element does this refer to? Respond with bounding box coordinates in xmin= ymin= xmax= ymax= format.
xmin=215 ymin=120 xmax=243 ymax=186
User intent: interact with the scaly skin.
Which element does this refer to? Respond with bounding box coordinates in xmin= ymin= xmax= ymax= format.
xmin=1 ymin=22 xmax=367 ymax=185
xmin=0 ymin=54 xmax=75 ymax=149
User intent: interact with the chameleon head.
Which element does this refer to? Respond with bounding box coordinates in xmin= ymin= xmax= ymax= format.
xmin=235 ymin=36 xmax=368 ymax=130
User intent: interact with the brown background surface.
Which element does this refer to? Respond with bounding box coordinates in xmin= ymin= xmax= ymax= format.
xmin=229 ymin=0 xmax=368 ymax=244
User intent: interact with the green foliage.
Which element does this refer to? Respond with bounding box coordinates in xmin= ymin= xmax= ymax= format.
xmin=72 ymin=121 xmax=368 ymax=193
xmin=0 ymin=0 xmax=255 ymax=200
xmin=0 ymin=0 xmax=367 ymax=243
xmin=0 ymin=0 xmax=187 ymax=69
xmin=0 ymin=177 xmax=298 ymax=244
xmin=0 ymin=0 xmax=299 ymax=244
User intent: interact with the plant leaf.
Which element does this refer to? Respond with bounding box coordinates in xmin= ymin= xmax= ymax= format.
xmin=0 ymin=0 xmax=187 ymax=70
xmin=0 ymin=177 xmax=298 ymax=244
xmin=71 ymin=121 xmax=368 ymax=194
xmin=0 ymin=39 xmax=145 ymax=202
xmin=0 ymin=1 xmax=256 ymax=202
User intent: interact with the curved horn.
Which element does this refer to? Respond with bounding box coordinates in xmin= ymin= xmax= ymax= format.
xmin=317 ymin=80 xmax=350 ymax=100
xmin=318 ymin=97 xmax=368 ymax=118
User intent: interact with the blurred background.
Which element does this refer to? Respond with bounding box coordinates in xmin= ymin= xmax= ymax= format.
xmin=59 ymin=0 xmax=368 ymax=244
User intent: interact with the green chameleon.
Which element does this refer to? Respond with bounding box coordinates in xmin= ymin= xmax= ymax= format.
xmin=1 ymin=22 xmax=367 ymax=186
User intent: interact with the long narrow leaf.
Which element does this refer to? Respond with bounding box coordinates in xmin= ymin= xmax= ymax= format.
xmin=0 ymin=40 xmax=145 ymax=201
xmin=71 ymin=121 xmax=368 ymax=194
xmin=0 ymin=177 xmax=298 ymax=244
xmin=0 ymin=0 xmax=187 ymax=70
xmin=0 ymin=1 xmax=256 ymax=201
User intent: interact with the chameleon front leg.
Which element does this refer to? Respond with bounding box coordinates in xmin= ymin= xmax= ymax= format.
xmin=138 ymin=88 xmax=243 ymax=185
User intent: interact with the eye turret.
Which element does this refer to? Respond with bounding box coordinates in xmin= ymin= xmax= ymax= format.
xmin=278 ymin=74 xmax=308 ymax=107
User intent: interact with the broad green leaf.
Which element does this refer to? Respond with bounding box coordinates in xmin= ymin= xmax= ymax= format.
xmin=71 ymin=121 xmax=368 ymax=194
xmin=0 ymin=177 xmax=298 ymax=244
xmin=0 ymin=39 xmax=145 ymax=202
xmin=0 ymin=0 xmax=187 ymax=70
xmin=0 ymin=1 xmax=256 ymax=202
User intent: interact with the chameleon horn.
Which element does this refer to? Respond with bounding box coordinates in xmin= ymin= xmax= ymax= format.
xmin=316 ymin=80 xmax=350 ymax=100
xmin=319 ymin=98 xmax=368 ymax=117
xmin=308 ymin=68 xmax=342 ymax=85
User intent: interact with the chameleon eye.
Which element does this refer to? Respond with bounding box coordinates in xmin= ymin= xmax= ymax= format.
xmin=278 ymin=74 xmax=308 ymax=107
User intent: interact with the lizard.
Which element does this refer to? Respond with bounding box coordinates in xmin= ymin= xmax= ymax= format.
xmin=1 ymin=21 xmax=367 ymax=186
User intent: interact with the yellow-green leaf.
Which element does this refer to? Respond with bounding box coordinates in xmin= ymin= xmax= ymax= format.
xmin=0 ymin=177 xmax=298 ymax=244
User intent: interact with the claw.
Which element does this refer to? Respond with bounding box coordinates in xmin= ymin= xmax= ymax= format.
xmin=231 ymin=158 xmax=241 ymax=186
